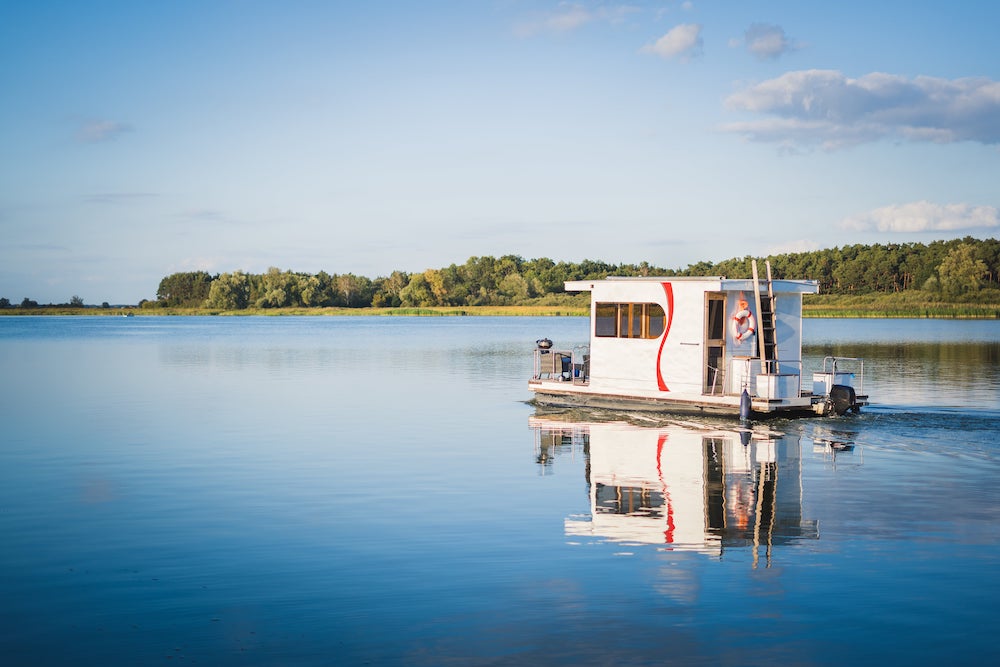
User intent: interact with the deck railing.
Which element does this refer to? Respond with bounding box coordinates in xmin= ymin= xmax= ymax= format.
xmin=533 ymin=346 xmax=590 ymax=383
xmin=819 ymin=356 xmax=865 ymax=396
xmin=729 ymin=357 xmax=805 ymax=398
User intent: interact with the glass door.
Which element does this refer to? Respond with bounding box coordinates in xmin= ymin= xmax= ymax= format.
xmin=704 ymin=294 xmax=726 ymax=394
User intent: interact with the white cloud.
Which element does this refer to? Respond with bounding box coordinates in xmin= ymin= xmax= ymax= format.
xmin=76 ymin=119 xmax=132 ymax=143
xmin=841 ymin=201 xmax=1000 ymax=232
xmin=514 ymin=3 xmax=638 ymax=37
xmin=642 ymin=23 xmax=703 ymax=60
xmin=722 ymin=70 xmax=1000 ymax=149
xmin=513 ymin=3 xmax=588 ymax=37
xmin=540 ymin=4 xmax=592 ymax=33
xmin=734 ymin=23 xmax=799 ymax=60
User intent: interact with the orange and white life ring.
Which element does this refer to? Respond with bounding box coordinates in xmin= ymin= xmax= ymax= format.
xmin=732 ymin=309 xmax=756 ymax=343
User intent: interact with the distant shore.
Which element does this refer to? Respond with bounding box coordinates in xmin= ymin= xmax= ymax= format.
xmin=3 ymin=294 xmax=1000 ymax=319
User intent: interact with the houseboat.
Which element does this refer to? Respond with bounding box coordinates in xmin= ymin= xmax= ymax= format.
xmin=529 ymin=261 xmax=868 ymax=418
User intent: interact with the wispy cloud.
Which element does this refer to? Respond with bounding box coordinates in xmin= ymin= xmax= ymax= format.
xmin=178 ymin=209 xmax=243 ymax=226
xmin=641 ymin=23 xmax=703 ymax=60
xmin=514 ymin=3 xmax=637 ymax=37
xmin=13 ymin=242 xmax=69 ymax=253
xmin=722 ymin=70 xmax=1000 ymax=149
xmin=841 ymin=201 xmax=1000 ymax=233
xmin=766 ymin=239 xmax=821 ymax=255
xmin=76 ymin=119 xmax=132 ymax=143
xmin=730 ymin=23 xmax=800 ymax=60
xmin=170 ymin=257 xmax=226 ymax=273
xmin=83 ymin=192 xmax=158 ymax=204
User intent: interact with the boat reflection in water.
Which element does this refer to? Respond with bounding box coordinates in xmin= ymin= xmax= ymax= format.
xmin=531 ymin=412 xmax=819 ymax=567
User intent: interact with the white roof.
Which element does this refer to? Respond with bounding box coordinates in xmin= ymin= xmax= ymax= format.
xmin=564 ymin=276 xmax=819 ymax=294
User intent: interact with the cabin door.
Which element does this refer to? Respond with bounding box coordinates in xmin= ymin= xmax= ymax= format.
xmin=704 ymin=294 xmax=726 ymax=394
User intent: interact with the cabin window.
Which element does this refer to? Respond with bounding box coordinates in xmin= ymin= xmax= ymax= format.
xmin=595 ymin=303 xmax=618 ymax=336
xmin=647 ymin=304 xmax=666 ymax=337
xmin=630 ymin=306 xmax=643 ymax=339
xmin=595 ymin=302 xmax=666 ymax=339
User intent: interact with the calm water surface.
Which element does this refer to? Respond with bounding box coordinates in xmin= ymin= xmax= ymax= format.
xmin=1 ymin=316 xmax=998 ymax=665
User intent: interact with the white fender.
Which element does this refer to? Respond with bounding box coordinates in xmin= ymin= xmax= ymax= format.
xmin=732 ymin=309 xmax=756 ymax=343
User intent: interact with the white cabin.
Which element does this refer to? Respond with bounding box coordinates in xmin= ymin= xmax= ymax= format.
xmin=529 ymin=266 xmax=866 ymax=417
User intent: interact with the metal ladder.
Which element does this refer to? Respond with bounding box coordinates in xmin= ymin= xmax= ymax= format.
xmin=752 ymin=259 xmax=779 ymax=374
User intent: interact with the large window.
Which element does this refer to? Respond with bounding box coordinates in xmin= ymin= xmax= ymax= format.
xmin=595 ymin=302 xmax=666 ymax=339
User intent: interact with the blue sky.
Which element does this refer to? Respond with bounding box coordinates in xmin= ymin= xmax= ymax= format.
xmin=2 ymin=0 xmax=998 ymax=304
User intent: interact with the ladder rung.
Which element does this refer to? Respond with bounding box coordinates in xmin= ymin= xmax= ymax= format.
xmin=753 ymin=259 xmax=782 ymax=370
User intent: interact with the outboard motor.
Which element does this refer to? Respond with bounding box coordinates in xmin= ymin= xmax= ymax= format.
xmin=536 ymin=338 xmax=553 ymax=350
xmin=827 ymin=384 xmax=857 ymax=416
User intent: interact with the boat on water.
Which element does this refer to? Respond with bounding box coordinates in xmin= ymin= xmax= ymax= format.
xmin=528 ymin=260 xmax=868 ymax=418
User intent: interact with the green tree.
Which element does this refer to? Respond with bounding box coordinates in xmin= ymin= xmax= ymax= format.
xmin=372 ymin=271 xmax=410 ymax=307
xmin=498 ymin=272 xmax=529 ymax=302
xmin=423 ymin=269 xmax=450 ymax=305
xmin=205 ymin=271 xmax=251 ymax=309
xmin=255 ymin=267 xmax=303 ymax=308
xmin=157 ymin=271 xmax=214 ymax=307
xmin=301 ymin=271 xmax=335 ymax=307
xmin=440 ymin=264 xmax=468 ymax=304
xmin=938 ymin=243 xmax=988 ymax=296
xmin=399 ymin=273 xmax=435 ymax=306
xmin=463 ymin=256 xmax=498 ymax=304
xmin=70 ymin=295 xmax=84 ymax=307
xmin=334 ymin=273 xmax=374 ymax=307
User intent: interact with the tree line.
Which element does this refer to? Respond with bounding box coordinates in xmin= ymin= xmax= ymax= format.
xmin=3 ymin=237 xmax=995 ymax=310
xmin=153 ymin=257 xmax=658 ymax=309
xmin=0 ymin=296 xmax=112 ymax=309
xmin=697 ymin=237 xmax=999 ymax=296
xmin=145 ymin=237 xmax=999 ymax=310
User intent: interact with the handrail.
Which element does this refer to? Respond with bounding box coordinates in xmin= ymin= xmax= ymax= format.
xmin=731 ymin=356 xmax=805 ymax=397
xmin=572 ymin=345 xmax=590 ymax=384
xmin=821 ymin=356 xmax=865 ymax=396
xmin=706 ymin=363 xmax=722 ymax=395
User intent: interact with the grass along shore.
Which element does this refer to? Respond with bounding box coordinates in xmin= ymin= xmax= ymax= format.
xmin=3 ymin=291 xmax=1000 ymax=318
xmin=801 ymin=291 xmax=1000 ymax=318
xmin=1 ymin=304 xmax=591 ymax=317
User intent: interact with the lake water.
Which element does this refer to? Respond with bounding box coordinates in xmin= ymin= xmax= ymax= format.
xmin=1 ymin=316 xmax=998 ymax=666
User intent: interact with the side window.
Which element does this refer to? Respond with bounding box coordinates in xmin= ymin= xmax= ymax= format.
xmin=595 ymin=303 xmax=617 ymax=337
xmin=630 ymin=304 xmax=643 ymax=338
xmin=647 ymin=303 xmax=666 ymax=338
xmin=595 ymin=302 xmax=666 ymax=339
